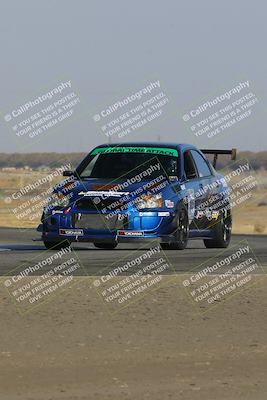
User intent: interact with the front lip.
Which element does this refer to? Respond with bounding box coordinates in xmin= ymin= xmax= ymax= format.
xmin=41 ymin=230 xmax=172 ymax=243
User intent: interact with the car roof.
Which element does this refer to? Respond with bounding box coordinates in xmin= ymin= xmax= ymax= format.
xmin=96 ymin=142 xmax=199 ymax=152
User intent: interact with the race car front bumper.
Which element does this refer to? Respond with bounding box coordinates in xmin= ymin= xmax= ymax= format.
xmin=39 ymin=209 xmax=177 ymax=243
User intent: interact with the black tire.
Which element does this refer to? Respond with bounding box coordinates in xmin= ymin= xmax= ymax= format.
xmin=43 ymin=240 xmax=71 ymax=250
xmin=93 ymin=242 xmax=118 ymax=250
xmin=204 ymin=208 xmax=232 ymax=248
xmin=160 ymin=243 xmax=171 ymax=250
xmin=160 ymin=206 xmax=189 ymax=250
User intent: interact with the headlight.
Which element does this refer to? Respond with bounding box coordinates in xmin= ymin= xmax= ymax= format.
xmin=46 ymin=192 xmax=71 ymax=209
xmin=135 ymin=193 xmax=163 ymax=209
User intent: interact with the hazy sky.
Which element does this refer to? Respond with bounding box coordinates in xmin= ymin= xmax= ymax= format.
xmin=0 ymin=0 xmax=266 ymax=153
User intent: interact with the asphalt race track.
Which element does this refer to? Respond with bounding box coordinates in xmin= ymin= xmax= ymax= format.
xmin=0 ymin=227 xmax=266 ymax=276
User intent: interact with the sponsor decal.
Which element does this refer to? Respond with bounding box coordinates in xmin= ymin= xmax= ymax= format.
xmin=165 ymin=199 xmax=174 ymax=208
xmin=117 ymin=230 xmax=144 ymax=237
xmin=78 ymin=190 xmax=129 ymax=197
xmin=158 ymin=211 xmax=170 ymax=216
xmin=212 ymin=210 xmax=220 ymax=220
xmin=195 ymin=210 xmax=220 ymax=221
xmin=59 ymin=229 xmax=84 ymax=236
xmin=91 ymin=146 xmax=179 ymax=157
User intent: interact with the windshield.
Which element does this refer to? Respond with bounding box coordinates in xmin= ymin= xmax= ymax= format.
xmin=78 ymin=148 xmax=179 ymax=180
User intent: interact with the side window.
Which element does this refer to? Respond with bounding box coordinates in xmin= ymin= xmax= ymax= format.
xmin=184 ymin=151 xmax=198 ymax=180
xmin=191 ymin=150 xmax=211 ymax=177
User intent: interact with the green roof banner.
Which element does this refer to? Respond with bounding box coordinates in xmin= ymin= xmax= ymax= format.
xmin=91 ymin=146 xmax=179 ymax=157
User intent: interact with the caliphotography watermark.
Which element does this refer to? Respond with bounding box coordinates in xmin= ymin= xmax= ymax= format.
xmin=182 ymin=241 xmax=264 ymax=313
xmin=92 ymin=79 xmax=170 ymax=140
xmin=2 ymin=245 xmax=86 ymax=314
xmin=1 ymin=80 xmax=82 ymax=146
xmin=3 ymin=160 xmax=78 ymax=231
xmin=181 ymin=80 xmax=259 ymax=141
xmin=93 ymin=243 xmax=175 ymax=314
xmin=75 ymin=156 xmax=171 ymax=234
xmin=182 ymin=158 xmax=261 ymax=231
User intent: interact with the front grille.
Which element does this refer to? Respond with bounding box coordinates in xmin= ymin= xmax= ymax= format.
xmin=75 ymin=198 xmax=127 ymax=213
xmin=74 ymin=213 xmax=128 ymax=231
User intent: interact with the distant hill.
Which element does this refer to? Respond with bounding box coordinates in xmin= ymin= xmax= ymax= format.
xmin=0 ymin=151 xmax=266 ymax=170
xmin=0 ymin=153 xmax=86 ymax=170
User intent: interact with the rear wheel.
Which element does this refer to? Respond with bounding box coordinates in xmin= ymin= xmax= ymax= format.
xmin=43 ymin=240 xmax=71 ymax=250
xmin=93 ymin=242 xmax=118 ymax=250
xmin=204 ymin=208 xmax=232 ymax=248
xmin=160 ymin=206 xmax=189 ymax=250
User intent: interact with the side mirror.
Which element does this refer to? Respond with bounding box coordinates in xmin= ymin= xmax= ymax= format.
xmin=186 ymin=172 xmax=197 ymax=180
xmin=63 ymin=170 xmax=75 ymax=177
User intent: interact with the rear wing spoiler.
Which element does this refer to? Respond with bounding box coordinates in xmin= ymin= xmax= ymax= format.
xmin=201 ymin=148 xmax=237 ymax=168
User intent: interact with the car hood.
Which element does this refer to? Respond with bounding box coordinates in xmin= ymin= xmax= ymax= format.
xmin=55 ymin=177 xmax=176 ymax=201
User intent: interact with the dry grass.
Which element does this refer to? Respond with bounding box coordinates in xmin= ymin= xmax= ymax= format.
xmin=0 ymin=170 xmax=62 ymax=229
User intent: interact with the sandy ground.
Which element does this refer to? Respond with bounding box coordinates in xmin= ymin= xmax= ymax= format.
xmin=1 ymin=275 xmax=267 ymax=400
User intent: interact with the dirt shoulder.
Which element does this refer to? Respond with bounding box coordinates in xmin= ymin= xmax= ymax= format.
xmin=0 ymin=276 xmax=267 ymax=400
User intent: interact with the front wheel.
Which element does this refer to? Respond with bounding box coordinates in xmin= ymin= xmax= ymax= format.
xmin=160 ymin=206 xmax=189 ymax=250
xmin=93 ymin=242 xmax=118 ymax=250
xmin=204 ymin=208 xmax=232 ymax=248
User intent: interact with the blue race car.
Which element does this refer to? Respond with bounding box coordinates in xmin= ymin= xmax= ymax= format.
xmin=38 ymin=143 xmax=236 ymax=250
